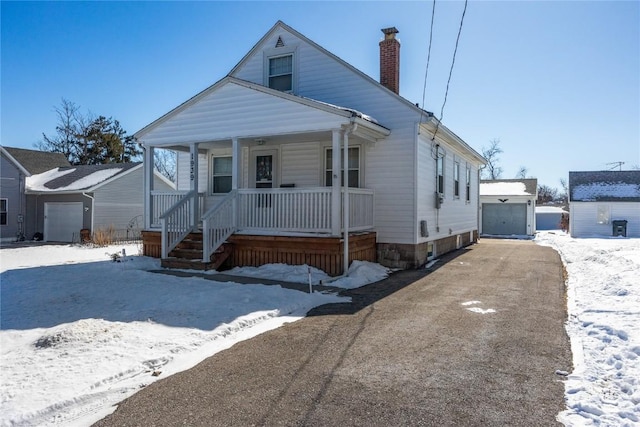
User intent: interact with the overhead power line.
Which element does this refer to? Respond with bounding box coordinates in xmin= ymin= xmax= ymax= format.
xmin=418 ymin=0 xmax=437 ymax=130
xmin=431 ymin=0 xmax=469 ymax=143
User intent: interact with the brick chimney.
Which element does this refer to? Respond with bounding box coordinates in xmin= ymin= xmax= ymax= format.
xmin=379 ymin=27 xmax=400 ymax=94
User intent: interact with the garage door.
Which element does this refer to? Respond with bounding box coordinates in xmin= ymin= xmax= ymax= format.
xmin=44 ymin=202 xmax=83 ymax=242
xmin=482 ymin=203 xmax=527 ymax=236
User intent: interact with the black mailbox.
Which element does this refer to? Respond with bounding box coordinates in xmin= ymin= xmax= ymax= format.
xmin=612 ymin=220 xmax=627 ymax=237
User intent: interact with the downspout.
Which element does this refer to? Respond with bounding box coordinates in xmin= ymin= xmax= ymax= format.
xmin=320 ymin=117 xmax=358 ymax=284
xmin=82 ymin=192 xmax=95 ymax=234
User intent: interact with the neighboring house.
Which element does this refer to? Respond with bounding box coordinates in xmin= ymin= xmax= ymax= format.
xmin=25 ymin=162 xmax=175 ymax=242
xmin=479 ymin=179 xmax=538 ymax=236
xmin=136 ymin=21 xmax=486 ymax=274
xmin=0 ymin=146 xmax=71 ymax=243
xmin=569 ymin=170 xmax=640 ymax=238
xmin=536 ymin=205 xmax=569 ymax=231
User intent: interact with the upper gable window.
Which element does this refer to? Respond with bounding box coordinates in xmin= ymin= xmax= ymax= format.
xmin=268 ymin=55 xmax=293 ymax=92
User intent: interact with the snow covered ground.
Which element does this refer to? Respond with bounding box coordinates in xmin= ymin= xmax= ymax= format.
xmin=535 ymin=231 xmax=640 ymax=426
xmin=0 ymin=243 xmax=387 ymax=426
xmin=1 ymin=233 xmax=638 ymax=426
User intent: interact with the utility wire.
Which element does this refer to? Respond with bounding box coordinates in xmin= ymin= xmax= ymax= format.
xmin=431 ymin=0 xmax=468 ymax=142
xmin=418 ymin=0 xmax=437 ymax=133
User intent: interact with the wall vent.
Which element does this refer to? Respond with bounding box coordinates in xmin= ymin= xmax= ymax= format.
xmin=275 ymin=36 xmax=285 ymax=48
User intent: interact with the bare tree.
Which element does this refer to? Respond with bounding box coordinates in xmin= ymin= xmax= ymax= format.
xmin=558 ymin=178 xmax=568 ymax=203
xmin=537 ymin=184 xmax=558 ymax=204
xmin=515 ymin=166 xmax=528 ymax=179
xmin=39 ymin=99 xmax=139 ymax=165
xmin=481 ymin=138 xmax=503 ymax=180
xmin=37 ymin=98 xmax=84 ymax=163
xmin=154 ymin=149 xmax=177 ymax=182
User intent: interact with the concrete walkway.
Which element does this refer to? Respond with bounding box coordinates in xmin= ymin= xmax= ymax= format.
xmin=95 ymin=239 xmax=572 ymax=426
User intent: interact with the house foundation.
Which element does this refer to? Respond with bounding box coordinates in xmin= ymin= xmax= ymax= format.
xmin=376 ymin=230 xmax=478 ymax=269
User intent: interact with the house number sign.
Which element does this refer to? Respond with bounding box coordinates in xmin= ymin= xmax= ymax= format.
xmin=190 ymin=153 xmax=195 ymax=181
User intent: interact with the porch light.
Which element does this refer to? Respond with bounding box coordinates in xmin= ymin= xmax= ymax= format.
xmin=255 ymin=138 xmax=266 ymax=145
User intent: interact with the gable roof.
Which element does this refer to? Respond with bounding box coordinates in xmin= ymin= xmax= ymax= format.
xmin=569 ymin=170 xmax=640 ymax=202
xmin=26 ymin=162 xmax=142 ymax=194
xmin=1 ymin=146 xmax=71 ymax=176
xmin=135 ymin=76 xmax=390 ymax=143
xmin=480 ymin=179 xmax=538 ymax=197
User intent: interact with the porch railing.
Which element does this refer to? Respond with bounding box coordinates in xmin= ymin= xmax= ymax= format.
xmin=346 ymin=188 xmax=375 ymax=231
xmin=237 ymin=188 xmax=334 ymax=233
xmin=151 ymin=191 xmax=205 ymax=228
xmin=202 ymin=190 xmax=238 ymax=262
xmin=159 ymin=190 xmax=197 ymax=259
xmin=152 ymin=187 xmax=375 ymax=259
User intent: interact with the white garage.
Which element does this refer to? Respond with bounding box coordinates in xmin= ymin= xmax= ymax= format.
xmin=480 ymin=179 xmax=538 ymax=237
xmin=44 ymin=202 xmax=83 ymax=242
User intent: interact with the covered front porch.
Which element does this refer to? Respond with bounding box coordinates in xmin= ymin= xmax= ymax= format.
xmin=137 ymin=77 xmax=389 ymax=275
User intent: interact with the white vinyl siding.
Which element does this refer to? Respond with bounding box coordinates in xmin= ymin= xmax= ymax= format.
xmin=94 ymin=167 xmax=173 ymax=232
xmin=280 ymin=142 xmax=320 ymax=187
xmin=138 ymin=83 xmax=348 ymax=147
xmin=570 ymin=202 xmax=640 ymax=237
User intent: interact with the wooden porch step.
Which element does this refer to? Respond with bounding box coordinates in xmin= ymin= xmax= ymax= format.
xmin=161 ymin=242 xmax=233 ymax=271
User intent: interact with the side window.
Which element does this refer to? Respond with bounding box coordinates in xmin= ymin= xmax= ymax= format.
xmin=325 ymin=147 xmax=360 ymax=187
xmin=0 ymin=199 xmax=7 ymax=225
xmin=465 ymin=167 xmax=471 ymax=202
xmin=211 ymin=156 xmax=232 ymax=194
xmin=597 ymin=205 xmax=610 ymax=224
xmin=436 ymin=156 xmax=444 ymax=195
xmin=453 ymin=162 xmax=460 ymax=198
xmin=268 ymin=55 xmax=293 ymax=92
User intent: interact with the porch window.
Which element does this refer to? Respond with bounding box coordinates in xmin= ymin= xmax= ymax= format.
xmin=453 ymin=162 xmax=460 ymax=198
xmin=211 ymin=156 xmax=232 ymax=194
xmin=465 ymin=167 xmax=471 ymax=202
xmin=268 ymin=55 xmax=293 ymax=92
xmin=436 ymin=156 xmax=444 ymax=195
xmin=0 ymin=199 xmax=7 ymax=225
xmin=325 ymin=147 xmax=360 ymax=187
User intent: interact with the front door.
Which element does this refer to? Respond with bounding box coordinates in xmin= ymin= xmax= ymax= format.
xmin=252 ymin=150 xmax=277 ymax=188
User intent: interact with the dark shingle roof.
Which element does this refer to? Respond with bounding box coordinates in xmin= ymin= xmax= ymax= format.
xmin=43 ymin=162 xmax=141 ymax=190
xmin=569 ymin=170 xmax=640 ymax=202
xmin=2 ymin=146 xmax=71 ymax=175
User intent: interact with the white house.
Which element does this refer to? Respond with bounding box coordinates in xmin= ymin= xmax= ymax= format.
xmin=479 ymin=179 xmax=537 ymax=236
xmin=136 ymin=21 xmax=485 ymax=274
xmin=569 ymin=170 xmax=640 ymax=238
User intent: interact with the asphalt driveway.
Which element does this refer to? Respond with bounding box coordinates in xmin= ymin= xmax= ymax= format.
xmin=94 ymin=239 xmax=572 ymax=426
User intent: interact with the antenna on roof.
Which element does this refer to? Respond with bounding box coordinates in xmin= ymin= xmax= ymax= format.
xmin=606 ymin=161 xmax=625 ymax=171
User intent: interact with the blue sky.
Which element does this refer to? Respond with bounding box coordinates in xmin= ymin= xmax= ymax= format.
xmin=2 ymin=1 xmax=638 ymax=189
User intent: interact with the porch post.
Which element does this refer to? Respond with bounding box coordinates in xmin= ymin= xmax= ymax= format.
xmin=231 ymin=137 xmax=240 ymax=190
xmin=343 ymin=130 xmax=350 ymax=275
xmin=331 ymin=129 xmax=341 ymax=236
xmin=143 ymin=145 xmax=154 ymax=229
xmin=190 ymin=143 xmax=199 ymax=228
